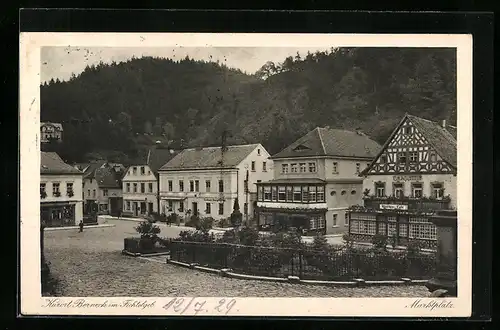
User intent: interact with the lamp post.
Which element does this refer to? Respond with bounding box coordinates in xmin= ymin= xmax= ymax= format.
xmin=425 ymin=210 xmax=458 ymax=297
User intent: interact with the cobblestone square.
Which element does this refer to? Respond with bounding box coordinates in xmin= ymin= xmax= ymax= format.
xmin=44 ymin=220 xmax=430 ymax=297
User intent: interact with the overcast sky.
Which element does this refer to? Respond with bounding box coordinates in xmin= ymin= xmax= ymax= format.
xmin=41 ymin=46 xmax=330 ymax=83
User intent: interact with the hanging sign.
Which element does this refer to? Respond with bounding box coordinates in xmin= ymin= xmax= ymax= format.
xmin=380 ymin=204 xmax=408 ymax=210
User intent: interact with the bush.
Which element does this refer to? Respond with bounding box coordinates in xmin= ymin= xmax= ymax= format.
xmin=134 ymin=221 xmax=161 ymax=241
xmin=238 ymin=226 xmax=260 ymax=246
xmin=197 ymin=217 xmax=215 ymax=232
xmin=178 ymin=229 xmax=215 ymax=243
xmin=371 ymin=234 xmax=388 ymax=251
xmin=218 ymin=229 xmax=239 ymax=244
xmin=166 ymin=213 xmax=179 ymax=225
xmin=342 ymin=232 xmax=354 ymax=249
xmin=185 ymin=214 xmax=201 ymax=228
xmin=217 ymin=217 xmax=230 ymax=228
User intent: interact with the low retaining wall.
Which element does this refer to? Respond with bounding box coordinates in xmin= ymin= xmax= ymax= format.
xmin=159 ymin=254 xmax=428 ymax=288
xmin=45 ymin=224 xmax=115 ymax=231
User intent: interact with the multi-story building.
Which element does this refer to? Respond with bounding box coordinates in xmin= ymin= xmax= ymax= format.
xmin=122 ymin=145 xmax=177 ymax=216
xmin=158 ymin=144 xmax=273 ymax=222
xmin=40 ymin=152 xmax=83 ymax=227
xmin=40 ymin=122 xmax=63 ymax=143
xmin=348 ymin=114 xmax=457 ymax=249
xmin=255 ymin=127 xmax=382 ymax=235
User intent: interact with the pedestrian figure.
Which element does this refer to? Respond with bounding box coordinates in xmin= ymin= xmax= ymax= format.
xmin=79 ymin=220 xmax=84 ymax=233
xmin=118 ymin=210 xmax=121 ymax=219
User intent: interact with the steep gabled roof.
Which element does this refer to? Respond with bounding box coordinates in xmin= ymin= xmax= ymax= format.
xmin=271 ymin=127 xmax=382 ymax=159
xmin=147 ymin=146 xmax=178 ymax=175
xmin=94 ymin=167 xmax=121 ymax=188
xmin=160 ymin=144 xmax=260 ymax=171
xmin=361 ymin=114 xmax=457 ymax=175
xmin=41 ymin=152 xmax=83 ymax=175
xmin=407 ymin=115 xmax=457 ymax=168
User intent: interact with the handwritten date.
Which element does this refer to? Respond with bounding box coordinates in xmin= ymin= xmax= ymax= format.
xmin=163 ymin=297 xmax=236 ymax=315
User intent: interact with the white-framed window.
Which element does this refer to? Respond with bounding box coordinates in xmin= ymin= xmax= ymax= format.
xmin=310 ymin=217 xmax=317 ymax=229
xmin=393 ymin=183 xmax=404 ymax=198
xmin=293 ymin=186 xmax=302 ymax=202
xmin=408 ymin=217 xmax=437 ymax=240
xmin=299 ymin=163 xmax=306 ymax=173
xmin=132 ymin=167 xmax=137 ymax=175
xmin=332 ymin=162 xmax=338 ymax=173
xmin=317 ymin=186 xmax=325 ymax=202
xmin=126 ymin=201 xmax=131 ymax=210
xmin=103 ymin=189 xmax=108 ymax=197
xmin=66 ymin=182 xmax=74 ymax=196
xmin=282 ymin=164 xmax=289 ymax=173
xmin=309 ymin=188 xmax=317 ymax=202
xmin=355 ymin=163 xmax=360 ymax=174
xmin=251 ymin=161 xmax=256 ymax=171
xmin=140 ymin=183 xmax=145 ymax=193
xmin=148 ymin=183 xmax=153 ymax=193
xmin=206 ymin=203 xmax=211 ymax=214
xmin=179 ymin=202 xmax=184 ymax=213
xmin=302 ymin=186 xmax=309 ymax=202
xmin=168 ymin=180 xmax=173 ymax=191
xmin=40 ymin=183 xmax=46 ymax=195
xmin=218 ymin=180 xmax=224 ymax=192
xmin=206 ymin=180 xmax=211 ymax=192
xmin=218 ymin=203 xmax=224 ymax=215
xmin=262 ymin=162 xmax=267 ymax=171
xmin=168 ymin=200 xmax=173 ymax=211
xmin=375 ymin=182 xmax=385 ymax=197
xmin=278 ymin=186 xmax=286 ymax=201
xmin=412 ymin=183 xmax=423 ymax=198
xmin=308 ymin=162 xmax=316 ymax=173
xmin=271 ymin=186 xmax=277 ymax=201
xmin=318 ymin=216 xmax=326 ymax=229
xmin=93 ymin=189 xmax=96 ymax=198
xmin=133 ymin=183 xmax=137 ymax=193
xmin=52 ymin=182 xmax=60 ymax=196
xmin=344 ymin=212 xmax=349 ymax=226
xmin=398 ymin=152 xmax=407 ymax=164
xmin=179 ymin=181 xmax=184 ymax=192
xmin=387 ymin=216 xmax=397 ymax=237
xmin=88 ymin=189 xmax=91 ymax=197
xmin=140 ymin=166 xmax=145 ymax=175
xmin=257 ymin=149 xmax=261 ymax=155
xmin=291 ymin=163 xmax=298 ymax=173
xmin=286 ymin=186 xmax=293 ymax=201
xmin=332 ymin=214 xmax=338 ymax=227
xmin=189 ymin=180 xmax=194 ymax=192
xmin=431 ymin=182 xmax=444 ymax=199
xmin=409 ymin=152 xmax=418 ymax=162
xmin=263 ymin=186 xmax=272 ymax=201
xmin=126 ymin=183 xmax=130 ymax=192
xmin=195 ymin=180 xmax=200 ymax=192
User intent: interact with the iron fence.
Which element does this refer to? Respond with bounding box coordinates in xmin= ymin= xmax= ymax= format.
xmin=168 ymin=241 xmax=437 ymax=281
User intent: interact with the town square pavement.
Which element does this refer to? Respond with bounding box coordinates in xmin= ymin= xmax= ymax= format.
xmin=43 ymin=219 xmax=429 ymax=297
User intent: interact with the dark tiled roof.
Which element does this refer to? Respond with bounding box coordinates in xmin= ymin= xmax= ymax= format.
xmin=147 ymin=146 xmax=179 ymax=175
xmin=257 ymin=178 xmax=326 ymax=185
xmin=94 ymin=167 xmax=121 ymax=188
xmin=83 ymin=161 xmax=108 ymax=178
xmin=41 ymin=152 xmax=83 ymax=175
xmin=271 ymin=127 xmax=382 ymax=159
xmin=407 ymin=115 xmax=457 ymax=168
xmin=160 ymin=144 xmax=260 ymax=171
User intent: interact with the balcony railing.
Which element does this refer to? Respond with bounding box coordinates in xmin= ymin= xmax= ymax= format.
xmin=363 ymin=196 xmax=451 ymax=211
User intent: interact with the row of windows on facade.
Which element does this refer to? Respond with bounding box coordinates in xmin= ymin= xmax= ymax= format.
xmin=85 ymin=188 xmax=110 ymax=198
xmin=250 ymin=161 xmax=267 ymax=172
xmin=281 ymin=161 xmax=370 ymax=174
xmin=259 ymin=213 xmax=349 ymax=229
xmin=125 ymin=182 xmax=155 ymax=193
xmin=379 ymin=151 xmax=438 ymax=164
xmin=349 ymin=220 xmax=437 ymax=240
xmin=258 ymin=185 xmax=326 ymax=203
xmin=162 ymin=179 xmax=226 ymax=193
xmin=40 ymin=182 xmax=73 ymax=197
xmin=129 ymin=166 xmax=152 ymax=176
xmin=373 ymin=182 xmax=445 ymax=198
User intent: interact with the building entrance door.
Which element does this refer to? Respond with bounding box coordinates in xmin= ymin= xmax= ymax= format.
xmin=148 ymin=202 xmax=153 ymax=214
xmin=140 ymin=202 xmax=146 ymax=214
xmin=192 ymin=202 xmax=198 ymax=215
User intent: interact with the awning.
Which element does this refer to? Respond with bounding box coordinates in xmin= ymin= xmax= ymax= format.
xmin=160 ymin=196 xmax=187 ymax=201
xmin=41 ymin=201 xmax=75 ymax=207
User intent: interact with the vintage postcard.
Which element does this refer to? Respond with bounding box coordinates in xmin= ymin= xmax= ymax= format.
xmin=20 ymin=32 xmax=472 ymax=317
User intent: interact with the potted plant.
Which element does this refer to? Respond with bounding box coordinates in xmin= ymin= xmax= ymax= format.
xmin=53 ymin=191 xmax=61 ymax=197
xmin=67 ymin=190 xmax=74 ymax=197
xmin=40 ymin=191 xmax=47 ymax=199
xmin=134 ymin=221 xmax=161 ymax=251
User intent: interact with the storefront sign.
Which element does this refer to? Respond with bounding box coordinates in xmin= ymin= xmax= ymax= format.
xmin=393 ymin=175 xmax=422 ymax=182
xmin=380 ymin=204 xmax=408 ymax=210
xmin=204 ymin=197 xmax=222 ymax=202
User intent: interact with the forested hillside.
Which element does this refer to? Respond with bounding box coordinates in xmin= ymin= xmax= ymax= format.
xmin=40 ymin=47 xmax=456 ymax=164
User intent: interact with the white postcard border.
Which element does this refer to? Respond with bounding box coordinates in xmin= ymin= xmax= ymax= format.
xmin=20 ymin=33 xmax=473 ymax=317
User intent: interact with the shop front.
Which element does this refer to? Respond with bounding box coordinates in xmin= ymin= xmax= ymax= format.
xmin=256 ymin=208 xmax=327 ymax=236
xmin=41 ymin=202 xmax=76 ymax=227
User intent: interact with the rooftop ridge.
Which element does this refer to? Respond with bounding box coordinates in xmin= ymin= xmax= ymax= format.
xmin=316 ymin=127 xmax=327 ymax=155
xmin=181 ymin=143 xmax=260 ymax=151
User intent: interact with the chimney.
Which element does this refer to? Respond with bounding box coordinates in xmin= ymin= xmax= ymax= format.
xmin=441 ymin=119 xmax=446 ymax=128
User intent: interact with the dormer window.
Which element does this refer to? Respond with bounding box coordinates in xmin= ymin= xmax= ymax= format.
xmin=257 ymin=149 xmax=261 ymax=155
xmin=294 ymin=144 xmax=310 ymax=151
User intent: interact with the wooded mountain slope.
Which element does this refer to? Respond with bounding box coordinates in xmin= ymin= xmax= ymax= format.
xmin=41 ymin=47 xmax=456 ymax=164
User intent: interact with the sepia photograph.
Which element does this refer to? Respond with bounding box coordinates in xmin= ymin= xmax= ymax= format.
xmin=20 ymin=33 xmax=472 ymax=317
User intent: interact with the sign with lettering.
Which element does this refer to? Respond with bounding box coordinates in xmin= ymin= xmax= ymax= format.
xmin=393 ymin=175 xmax=423 ymax=182
xmin=380 ymin=204 xmax=408 ymax=210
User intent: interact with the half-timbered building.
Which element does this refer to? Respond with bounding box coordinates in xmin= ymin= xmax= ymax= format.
xmin=255 ymin=127 xmax=381 ymax=235
xmin=348 ymin=114 xmax=457 ymax=249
